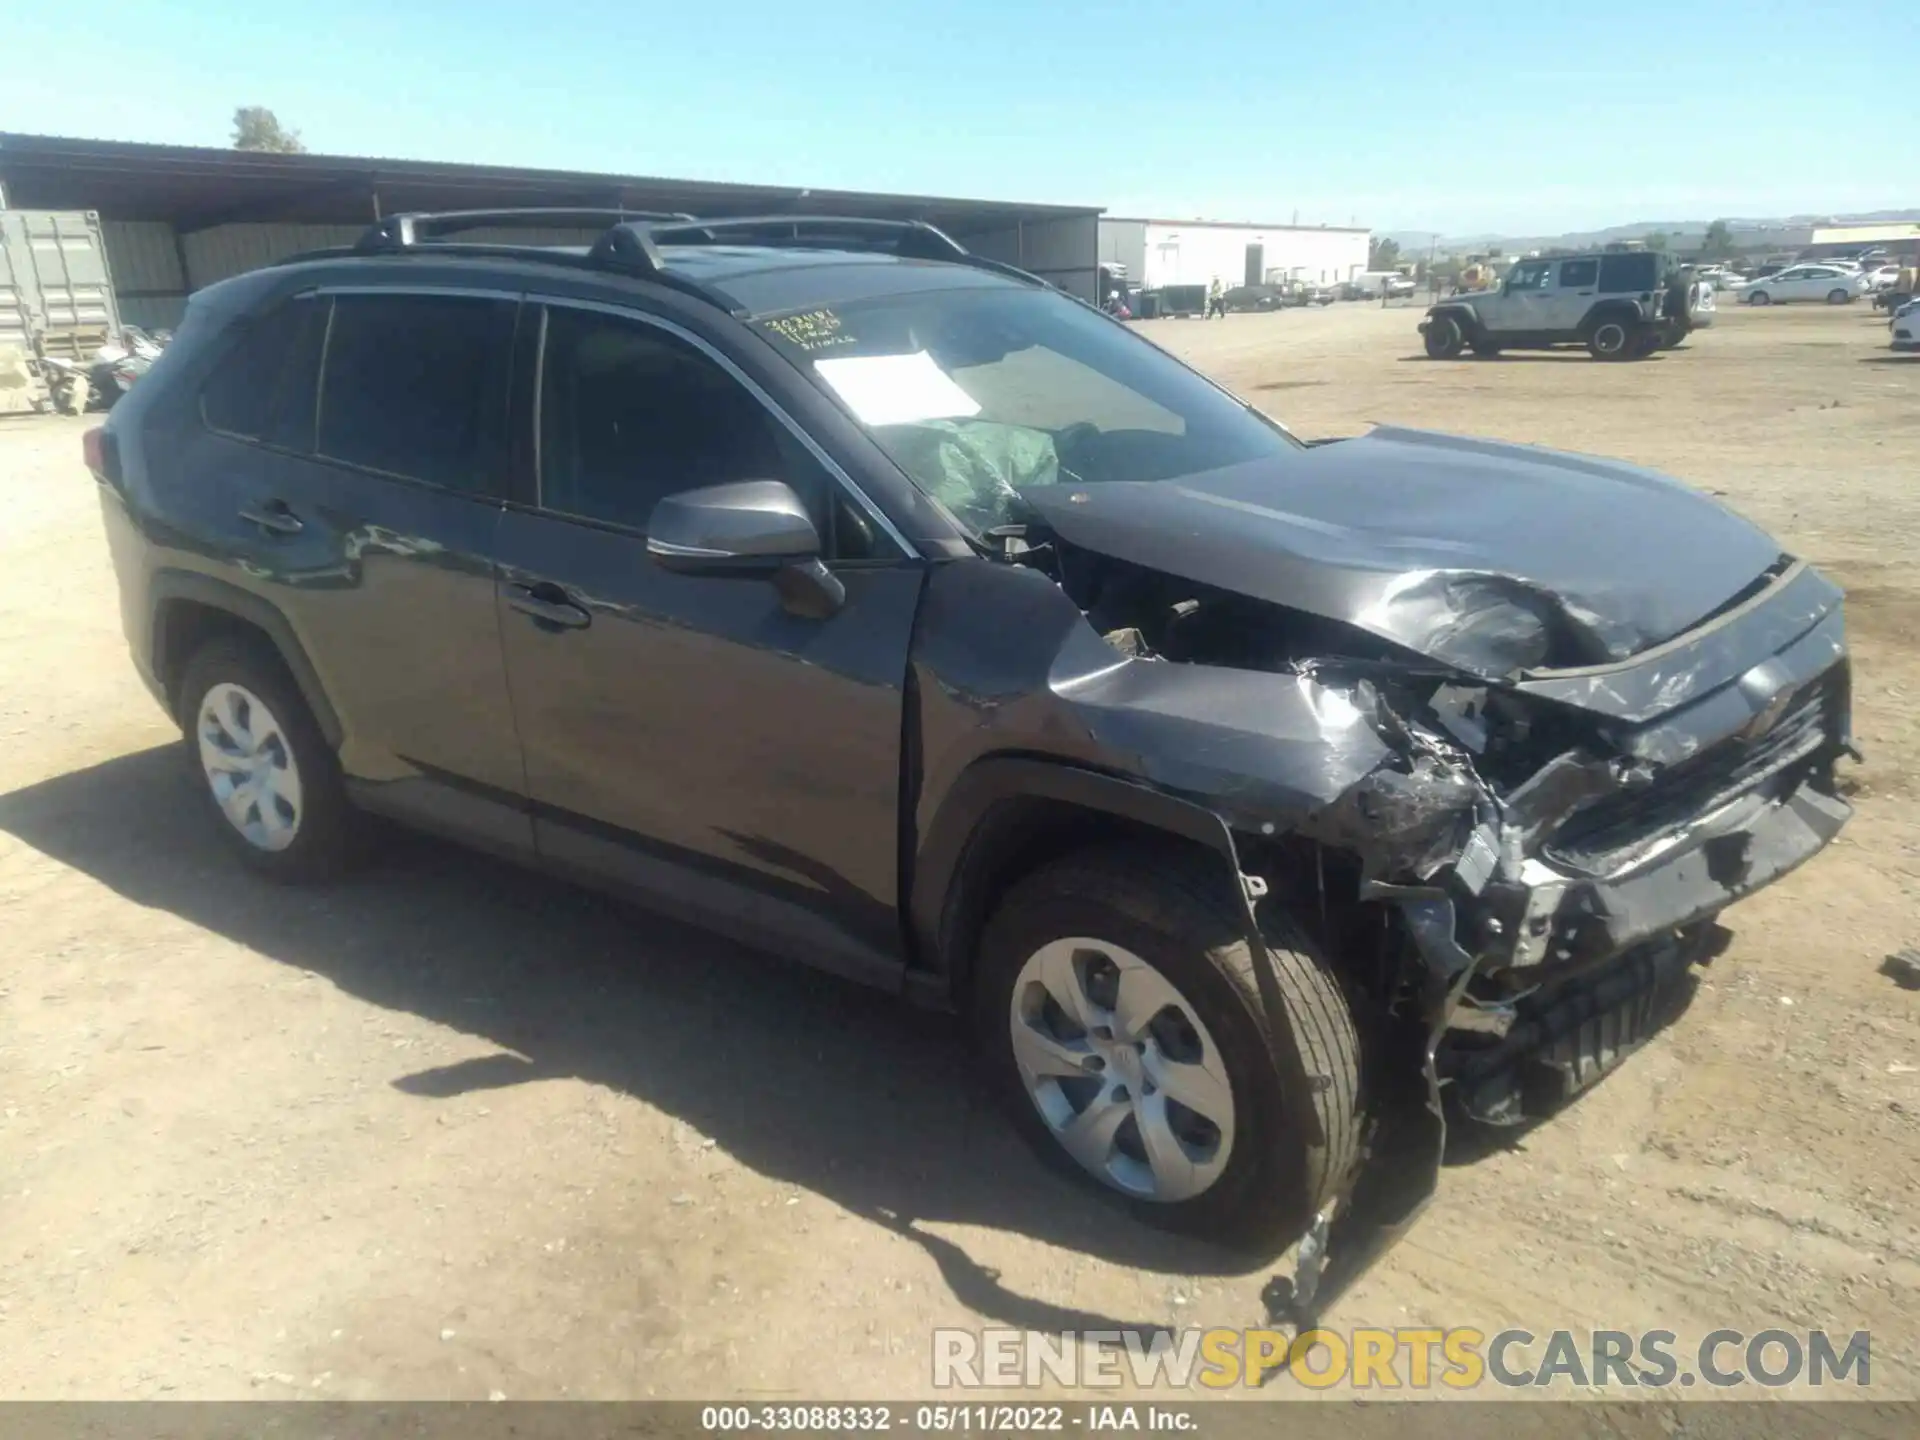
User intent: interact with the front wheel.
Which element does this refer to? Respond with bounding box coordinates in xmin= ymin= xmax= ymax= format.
xmin=1827 ymin=289 xmax=1853 ymax=305
xmin=976 ymin=846 xmax=1364 ymax=1250
xmin=1423 ymin=314 xmax=1465 ymax=359
xmin=1747 ymin=290 xmax=1771 ymax=306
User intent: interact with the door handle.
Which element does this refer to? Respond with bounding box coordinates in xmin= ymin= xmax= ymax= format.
xmin=238 ymin=500 xmax=303 ymax=535
xmin=506 ymin=582 xmax=591 ymax=630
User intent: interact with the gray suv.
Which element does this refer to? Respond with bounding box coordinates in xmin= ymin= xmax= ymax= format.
xmin=87 ymin=209 xmax=1853 ymax=1313
xmin=1422 ymin=251 xmax=1704 ymax=360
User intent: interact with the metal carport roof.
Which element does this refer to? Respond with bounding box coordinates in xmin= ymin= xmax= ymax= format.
xmin=0 ymin=133 xmax=1100 ymax=237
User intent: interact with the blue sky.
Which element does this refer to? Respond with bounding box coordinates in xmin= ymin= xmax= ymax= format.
xmin=2 ymin=0 xmax=1911 ymax=236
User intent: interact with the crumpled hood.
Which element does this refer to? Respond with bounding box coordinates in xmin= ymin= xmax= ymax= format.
xmin=1022 ymin=424 xmax=1785 ymax=679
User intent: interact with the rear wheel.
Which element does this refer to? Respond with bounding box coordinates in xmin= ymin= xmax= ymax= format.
xmin=1588 ymin=317 xmax=1634 ymax=360
xmin=1423 ymin=313 xmax=1465 ymax=359
xmin=177 ymin=635 xmax=357 ymax=881
xmin=976 ymin=845 xmax=1364 ymax=1249
xmin=1827 ymin=288 xmax=1852 ymax=305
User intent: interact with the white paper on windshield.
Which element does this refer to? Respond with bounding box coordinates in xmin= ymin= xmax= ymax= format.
xmin=813 ymin=351 xmax=981 ymax=427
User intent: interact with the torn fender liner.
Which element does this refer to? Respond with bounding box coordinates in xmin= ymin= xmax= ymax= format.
xmin=1270 ymin=886 xmax=1479 ymax=1326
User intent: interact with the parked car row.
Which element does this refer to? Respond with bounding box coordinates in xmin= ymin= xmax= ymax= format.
xmin=1693 ymin=252 xmax=1913 ymax=307
xmin=1890 ymin=297 xmax=1918 ymax=352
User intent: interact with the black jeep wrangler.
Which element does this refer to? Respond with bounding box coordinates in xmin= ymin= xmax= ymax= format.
xmin=88 ymin=209 xmax=1853 ymax=1310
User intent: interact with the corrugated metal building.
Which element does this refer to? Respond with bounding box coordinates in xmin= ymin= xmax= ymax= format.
xmin=1099 ymin=217 xmax=1371 ymax=291
xmin=0 ymin=134 xmax=1105 ymax=326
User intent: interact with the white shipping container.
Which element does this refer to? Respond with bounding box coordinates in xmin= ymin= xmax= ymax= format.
xmin=0 ymin=209 xmax=121 ymax=357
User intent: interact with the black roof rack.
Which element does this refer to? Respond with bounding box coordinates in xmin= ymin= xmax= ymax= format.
xmin=355 ymin=207 xmax=694 ymax=251
xmin=294 ymin=209 xmax=1053 ymax=315
xmin=585 ymin=213 xmax=973 ymax=273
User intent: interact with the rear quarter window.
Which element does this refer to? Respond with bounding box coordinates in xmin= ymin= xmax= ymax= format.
xmin=199 ymin=298 xmax=328 ymax=447
xmin=1597 ymin=254 xmax=1657 ymax=294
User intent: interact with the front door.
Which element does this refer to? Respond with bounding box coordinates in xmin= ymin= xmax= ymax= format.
xmin=1486 ymin=258 xmax=1555 ymax=335
xmin=494 ymin=301 xmax=924 ymax=984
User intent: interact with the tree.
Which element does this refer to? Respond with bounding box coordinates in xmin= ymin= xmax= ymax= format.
xmin=1701 ymin=219 xmax=1735 ymax=259
xmin=1643 ymin=231 xmax=1670 ymax=252
xmin=232 ymin=107 xmax=305 ymax=154
xmin=1369 ymin=236 xmax=1402 ymax=270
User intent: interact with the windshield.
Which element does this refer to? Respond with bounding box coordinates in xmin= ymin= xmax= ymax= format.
xmin=754 ymin=285 xmax=1298 ymax=534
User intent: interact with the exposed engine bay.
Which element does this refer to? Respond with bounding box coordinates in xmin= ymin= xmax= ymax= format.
xmin=1011 ymin=529 xmax=1852 ymax=957
xmin=972 ymin=502 xmax=1855 ymax=1319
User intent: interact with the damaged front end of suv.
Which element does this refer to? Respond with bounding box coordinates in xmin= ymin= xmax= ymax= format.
xmin=923 ymin=423 xmax=1856 ymax=1317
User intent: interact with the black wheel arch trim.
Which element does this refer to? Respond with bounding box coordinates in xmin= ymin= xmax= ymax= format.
xmin=148 ymin=570 xmax=344 ymax=747
xmin=1425 ymin=304 xmax=1479 ymax=338
xmin=1581 ymin=300 xmax=1641 ymax=335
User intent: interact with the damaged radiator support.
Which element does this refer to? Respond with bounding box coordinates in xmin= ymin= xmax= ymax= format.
xmin=1236 ymin=659 xmax=1853 ymax=1326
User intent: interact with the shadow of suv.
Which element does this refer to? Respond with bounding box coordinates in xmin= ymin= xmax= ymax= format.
xmin=88 ymin=209 xmax=1854 ymax=1316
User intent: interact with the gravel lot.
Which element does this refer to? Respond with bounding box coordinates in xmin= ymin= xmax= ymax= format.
xmin=2 ymin=299 xmax=1916 ymax=1402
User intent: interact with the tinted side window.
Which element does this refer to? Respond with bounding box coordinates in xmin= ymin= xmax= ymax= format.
xmin=1559 ymin=259 xmax=1598 ymax=287
xmin=1598 ymin=254 xmax=1656 ymax=294
xmin=201 ymin=298 xmax=324 ymax=444
xmin=318 ymin=294 xmax=515 ymax=493
xmin=538 ymin=306 xmax=826 ymax=535
xmin=1508 ymin=260 xmax=1552 ymax=291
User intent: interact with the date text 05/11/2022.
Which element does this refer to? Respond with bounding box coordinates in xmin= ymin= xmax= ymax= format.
xmin=699 ymin=1404 xmax=1197 ymax=1432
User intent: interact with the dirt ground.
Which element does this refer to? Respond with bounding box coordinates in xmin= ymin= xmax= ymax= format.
xmin=1 ymin=300 xmax=1916 ymax=1404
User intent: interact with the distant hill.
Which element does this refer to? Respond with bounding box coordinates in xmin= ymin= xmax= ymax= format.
xmin=1386 ymin=210 xmax=1920 ymax=255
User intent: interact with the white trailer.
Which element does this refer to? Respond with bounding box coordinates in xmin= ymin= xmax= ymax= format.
xmin=1099 ymin=217 xmax=1371 ymax=293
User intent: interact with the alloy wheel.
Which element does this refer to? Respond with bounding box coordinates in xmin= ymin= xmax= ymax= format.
xmin=1007 ymin=937 xmax=1235 ymax=1202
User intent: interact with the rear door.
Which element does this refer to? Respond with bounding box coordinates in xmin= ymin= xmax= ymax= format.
xmin=182 ymin=286 xmax=530 ymax=850
xmin=492 ymin=298 xmax=924 ymax=984
xmin=1549 ymin=257 xmax=1600 ymax=331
